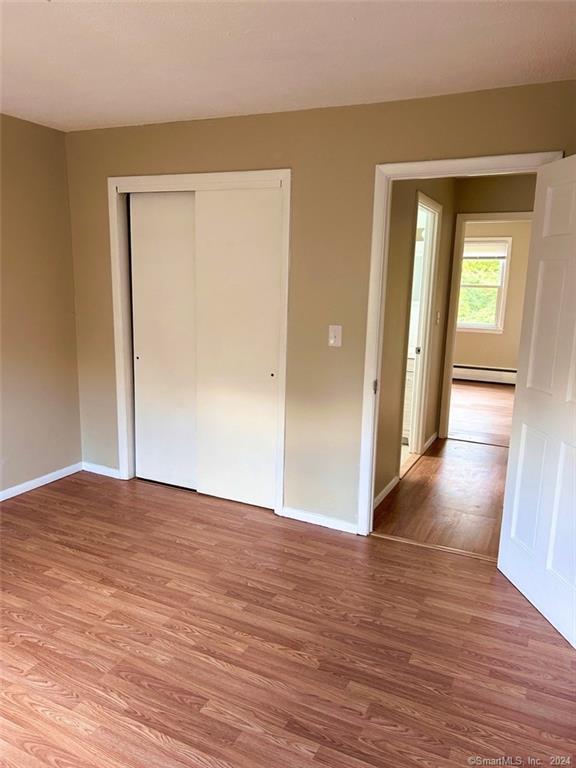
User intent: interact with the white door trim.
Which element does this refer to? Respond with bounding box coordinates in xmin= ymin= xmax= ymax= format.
xmin=409 ymin=192 xmax=442 ymax=456
xmin=357 ymin=152 xmax=562 ymax=536
xmin=107 ymin=170 xmax=291 ymax=515
xmin=439 ymin=211 xmax=533 ymax=438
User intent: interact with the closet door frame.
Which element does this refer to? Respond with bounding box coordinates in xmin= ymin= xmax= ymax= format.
xmin=107 ymin=169 xmax=291 ymax=514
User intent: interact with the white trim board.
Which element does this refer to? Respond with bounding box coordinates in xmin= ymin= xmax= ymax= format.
xmin=0 ymin=463 xmax=82 ymax=502
xmin=112 ymin=170 xmax=286 ymax=194
xmin=357 ymin=152 xmax=562 ymax=537
xmin=453 ymin=366 xmax=517 ymax=384
xmin=373 ymin=432 xmax=437 ymax=510
xmin=0 ymin=461 xmax=125 ymax=502
xmin=108 ymin=169 xmax=291 ymax=516
xmin=278 ymin=507 xmax=358 ymax=535
xmin=373 ymin=476 xmax=399 ymax=509
xmin=422 ymin=431 xmax=438 ymax=453
xmin=374 ymin=432 xmax=438 ymax=509
xmin=81 ymin=462 xmax=123 ymax=479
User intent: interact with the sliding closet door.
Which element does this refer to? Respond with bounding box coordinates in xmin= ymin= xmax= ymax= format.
xmin=130 ymin=192 xmax=196 ymax=489
xmin=195 ymin=188 xmax=283 ymax=508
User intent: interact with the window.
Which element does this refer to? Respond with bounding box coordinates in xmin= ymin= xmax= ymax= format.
xmin=457 ymin=237 xmax=511 ymax=332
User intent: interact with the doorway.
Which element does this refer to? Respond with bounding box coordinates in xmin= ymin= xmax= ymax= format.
xmin=365 ymin=152 xmax=576 ymax=653
xmin=362 ymin=156 xmax=560 ymax=559
xmin=358 ymin=153 xmax=562 ymax=540
xmin=371 ymin=174 xmax=538 ymax=559
xmin=442 ymin=213 xmax=533 ymax=454
xmin=371 ymin=183 xmax=536 ymax=559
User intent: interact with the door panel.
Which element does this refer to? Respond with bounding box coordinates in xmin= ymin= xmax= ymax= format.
xmin=194 ymin=188 xmax=283 ymax=508
xmin=130 ymin=192 xmax=196 ymax=489
xmin=526 ymin=260 xmax=565 ymax=393
xmin=498 ymin=155 xmax=576 ymax=647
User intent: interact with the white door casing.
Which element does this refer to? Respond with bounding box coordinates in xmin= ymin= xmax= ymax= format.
xmin=498 ymin=154 xmax=576 ymax=647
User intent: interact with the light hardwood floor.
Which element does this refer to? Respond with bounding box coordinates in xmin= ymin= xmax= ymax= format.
xmin=374 ymin=439 xmax=507 ymax=558
xmin=448 ymin=381 xmax=515 ymax=447
xmin=1 ymin=472 xmax=574 ymax=767
xmin=374 ymin=382 xmax=515 ymax=558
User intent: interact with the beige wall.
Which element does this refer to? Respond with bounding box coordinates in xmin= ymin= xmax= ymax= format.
xmin=455 ymin=174 xmax=536 ymax=214
xmin=454 ymin=219 xmax=532 ymax=370
xmin=64 ymin=79 xmax=575 ymax=524
xmin=374 ymin=178 xmax=456 ymax=496
xmin=1 ymin=114 xmax=81 ymax=489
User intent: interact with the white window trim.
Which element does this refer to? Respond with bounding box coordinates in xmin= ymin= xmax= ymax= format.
xmin=456 ymin=236 xmax=512 ymax=334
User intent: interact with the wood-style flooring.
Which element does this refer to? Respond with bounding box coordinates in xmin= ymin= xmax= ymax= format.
xmin=1 ymin=472 xmax=575 ymax=767
xmin=374 ymin=439 xmax=507 ymax=559
xmin=374 ymin=382 xmax=514 ymax=558
xmin=449 ymin=381 xmax=515 ymax=447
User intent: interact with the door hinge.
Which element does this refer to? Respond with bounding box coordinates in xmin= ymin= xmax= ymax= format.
xmin=373 ymin=379 xmax=378 ymax=395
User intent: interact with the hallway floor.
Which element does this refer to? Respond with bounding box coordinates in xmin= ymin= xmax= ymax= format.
xmin=448 ymin=380 xmax=515 ymax=447
xmin=374 ymin=439 xmax=507 ymax=559
xmin=374 ymin=381 xmax=515 ymax=558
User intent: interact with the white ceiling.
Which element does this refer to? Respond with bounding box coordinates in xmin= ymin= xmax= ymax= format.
xmin=1 ymin=1 xmax=575 ymax=132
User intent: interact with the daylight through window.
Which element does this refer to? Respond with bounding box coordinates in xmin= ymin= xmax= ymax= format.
xmin=457 ymin=238 xmax=511 ymax=331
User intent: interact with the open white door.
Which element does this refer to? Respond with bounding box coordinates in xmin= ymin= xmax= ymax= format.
xmin=498 ymin=155 xmax=576 ymax=647
xmin=410 ymin=194 xmax=441 ymax=455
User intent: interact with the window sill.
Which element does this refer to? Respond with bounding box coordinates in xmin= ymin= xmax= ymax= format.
xmin=457 ymin=326 xmax=504 ymax=334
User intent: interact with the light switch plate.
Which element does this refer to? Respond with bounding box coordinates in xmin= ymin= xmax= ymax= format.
xmin=328 ymin=324 xmax=342 ymax=347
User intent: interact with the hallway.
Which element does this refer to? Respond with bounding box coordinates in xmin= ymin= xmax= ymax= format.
xmin=448 ymin=380 xmax=515 ymax=447
xmin=373 ymin=439 xmax=506 ymax=558
xmin=374 ymin=381 xmax=514 ymax=559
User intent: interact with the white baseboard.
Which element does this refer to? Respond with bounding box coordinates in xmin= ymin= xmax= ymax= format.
xmin=0 ymin=462 xmax=82 ymax=502
xmin=278 ymin=506 xmax=358 ymax=535
xmin=372 ymin=433 xmax=437 ymax=510
xmin=373 ymin=476 xmax=399 ymax=509
xmin=0 ymin=460 xmax=126 ymax=502
xmin=453 ymin=366 xmax=516 ymax=384
xmin=422 ymin=431 xmax=438 ymax=453
xmin=81 ymin=462 xmax=122 ymax=479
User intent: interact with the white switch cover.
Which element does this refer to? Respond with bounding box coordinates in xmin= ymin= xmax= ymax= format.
xmin=328 ymin=325 xmax=342 ymax=347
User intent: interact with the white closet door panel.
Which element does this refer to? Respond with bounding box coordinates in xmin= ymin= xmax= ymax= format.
xmin=195 ymin=188 xmax=283 ymax=508
xmin=130 ymin=192 xmax=196 ymax=488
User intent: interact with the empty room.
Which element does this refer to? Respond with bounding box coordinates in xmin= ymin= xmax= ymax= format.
xmin=1 ymin=2 xmax=575 ymax=767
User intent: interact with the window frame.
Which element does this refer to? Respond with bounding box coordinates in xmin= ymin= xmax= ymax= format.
xmin=456 ymin=236 xmax=512 ymax=333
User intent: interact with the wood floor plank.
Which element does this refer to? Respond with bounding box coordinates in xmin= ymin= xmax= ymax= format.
xmin=374 ymin=438 xmax=507 ymax=558
xmin=1 ymin=471 xmax=574 ymax=767
xmin=448 ymin=380 xmax=514 ymax=447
